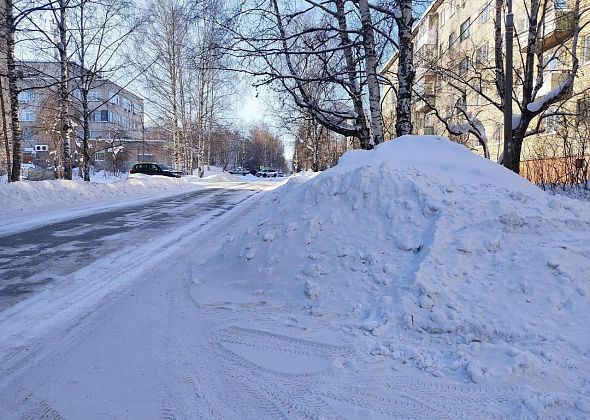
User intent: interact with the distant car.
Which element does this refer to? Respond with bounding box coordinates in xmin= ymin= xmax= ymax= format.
xmin=256 ymin=169 xmax=278 ymax=178
xmin=228 ymin=167 xmax=250 ymax=176
xmin=277 ymin=171 xmax=285 ymax=177
xmin=130 ymin=163 xmax=182 ymax=178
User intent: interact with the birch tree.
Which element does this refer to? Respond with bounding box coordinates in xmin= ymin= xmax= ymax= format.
xmin=69 ymin=0 xmax=138 ymax=181
xmin=227 ymin=0 xmax=416 ymax=149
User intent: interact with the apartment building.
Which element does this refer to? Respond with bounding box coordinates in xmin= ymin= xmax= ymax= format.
xmin=17 ymin=61 xmax=146 ymax=168
xmin=382 ymin=0 xmax=590 ymax=183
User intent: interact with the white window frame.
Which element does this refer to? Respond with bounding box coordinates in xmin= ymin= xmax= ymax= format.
xmin=20 ymin=110 xmax=35 ymax=121
xmin=479 ymin=4 xmax=490 ymax=24
xmin=583 ymin=34 xmax=590 ymax=64
xmin=460 ymin=18 xmax=470 ymax=42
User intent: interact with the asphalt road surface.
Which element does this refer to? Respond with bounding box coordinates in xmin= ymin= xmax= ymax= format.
xmin=0 ymin=185 xmax=258 ymax=312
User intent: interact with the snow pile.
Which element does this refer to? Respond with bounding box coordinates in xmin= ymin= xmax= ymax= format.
xmin=202 ymin=172 xmax=250 ymax=182
xmin=545 ymin=184 xmax=590 ymax=202
xmin=0 ymin=175 xmax=197 ymax=222
xmin=196 ymin=135 xmax=590 ymax=415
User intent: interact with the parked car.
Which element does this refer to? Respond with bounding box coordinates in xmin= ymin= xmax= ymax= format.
xmin=277 ymin=171 xmax=285 ymax=177
xmin=228 ymin=167 xmax=250 ymax=176
xmin=255 ymin=169 xmax=278 ymax=178
xmin=159 ymin=165 xmax=184 ymax=177
xmin=130 ymin=163 xmax=182 ymax=178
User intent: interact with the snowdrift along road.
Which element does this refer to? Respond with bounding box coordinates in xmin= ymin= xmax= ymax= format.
xmin=194 ymin=135 xmax=590 ymax=415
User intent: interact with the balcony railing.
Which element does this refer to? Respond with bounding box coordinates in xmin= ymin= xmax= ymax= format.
xmin=415 ymin=44 xmax=438 ymax=71
xmin=520 ymin=8 xmax=575 ymax=52
xmin=536 ymin=70 xmax=571 ymax=99
xmin=415 ymin=83 xmax=436 ymax=112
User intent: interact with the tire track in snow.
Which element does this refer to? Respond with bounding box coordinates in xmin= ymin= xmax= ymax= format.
xmin=216 ymin=326 xmax=355 ymax=359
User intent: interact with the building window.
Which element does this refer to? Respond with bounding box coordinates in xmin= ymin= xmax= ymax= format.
xmin=17 ymin=91 xmax=36 ymax=102
xmin=459 ymin=57 xmax=470 ymax=75
xmin=20 ymin=110 xmax=35 ymax=121
xmin=548 ymin=56 xmax=558 ymax=71
xmin=553 ymin=0 xmax=567 ymax=10
xmin=476 ymin=44 xmax=489 ymax=64
xmin=517 ymin=17 xmax=528 ymax=34
xmin=449 ymin=31 xmax=457 ymax=49
xmin=440 ymin=8 xmax=446 ymax=26
xmin=479 ymin=4 xmax=490 ymax=23
xmin=138 ymin=154 xmax=154 ymax=162
xmin=122 ymin=97 xmax=132 ymax=112
xmin=460 ymin=19 xmax=470 ymax=42
xmin=493 ymin=123 xmax=502 ymax=144
xmin=109 ymin=92 xmax=120 ymax=105
xmin=89 ymin=90 xmax=101 ymax=102
xmin=94 ymin=109 xmax=114 ymax=123
xmin=583 ymin=35 xmax=590 ymax=64
xmin=546 ymin=108 xmax=558 ymax=133
xmin=89 ymin=130 xmax=100 ymax=138
xmin=457 ymin=93 xmax=467 ymax=110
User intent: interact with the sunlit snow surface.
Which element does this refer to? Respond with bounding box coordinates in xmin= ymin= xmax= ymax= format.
xmin=0 ymin=136 xmax=589 ymax=418
xmin=195 ymin=135 xmax=590 ymax=416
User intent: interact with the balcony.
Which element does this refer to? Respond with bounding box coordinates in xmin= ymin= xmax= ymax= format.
xmin=415 ymin=82 xmax=437 ymax=112
xmin=415 ymin=44 xmax=438 ymax=74
xmin=521 ymin=8 xmax=575 ymax=52
xmin=536 ymin=70 xmax=571 ymax=99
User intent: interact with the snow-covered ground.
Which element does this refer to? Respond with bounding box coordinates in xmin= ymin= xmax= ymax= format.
xmin=0 ymin=174 xmax=201 ymax=235
xmin=0 ymin=136 xmax=588 ymax=418
xmin=195 ymin=135 xmax=590 ymax=416
xmin=544 ymin=183 xmax=590 ymax=201
xmin=0 ymin=168 xmax=288 ymax=236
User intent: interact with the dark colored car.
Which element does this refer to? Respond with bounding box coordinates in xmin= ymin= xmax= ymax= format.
xmin=228 ymin=167 xmax=250 ymax=176
xmin=130 ymin=163 xmax=182 ymax=178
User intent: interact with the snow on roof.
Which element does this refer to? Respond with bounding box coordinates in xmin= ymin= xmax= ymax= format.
xmin=194 ymin=135 xmax=590 ymax=416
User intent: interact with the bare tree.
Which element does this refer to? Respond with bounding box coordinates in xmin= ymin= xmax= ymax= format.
xmin=226 ymin=0 xmax=418 ymax=149
xmin=69 ymin=0 xmax=139 ymax=181
xmin=420 ymin=0 xmax=585 ymax=174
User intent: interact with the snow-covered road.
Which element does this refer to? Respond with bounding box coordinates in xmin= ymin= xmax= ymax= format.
xmin=0 ymin=179 xmax=528 ymax=418
xmin=0 ymin=183 xmax=261 ymax=312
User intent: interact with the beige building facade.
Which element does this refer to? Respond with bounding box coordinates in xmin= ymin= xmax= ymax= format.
xmin=17 ymin=61 xmax=146 ymax=169
xmin=382 ymin=0 xmax=590 ymax=184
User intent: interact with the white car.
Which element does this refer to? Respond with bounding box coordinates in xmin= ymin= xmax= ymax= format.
xmin=255 ymin=169 xmax=278 ymax=178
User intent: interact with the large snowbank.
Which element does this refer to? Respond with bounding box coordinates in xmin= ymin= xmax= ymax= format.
xmin=195 ymin=135 xmax=590 ymax=416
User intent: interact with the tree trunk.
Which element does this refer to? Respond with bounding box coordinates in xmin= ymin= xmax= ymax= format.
xmin=334 ymin=0 xmax=371 ymax=149
xmin=5 ymin=0 xmax=21 ymax=181
xmin=58 ymin=0 xmax=73 ymax=180
xmin=0 ymin=75 xmax=11 ymax=181
xmin=358 ymin=0 xmax=384 ymax=146
xmin=395 ymin=0 xmax=415 ymax=137
xmin=82 ymin=94 xmax=91 ymax=181
xmin=78 ymin=2 xmax=91 ymax=182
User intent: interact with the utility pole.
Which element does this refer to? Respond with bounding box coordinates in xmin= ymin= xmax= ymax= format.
xmin=503 ymin=0 xmax=514 ymax=169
